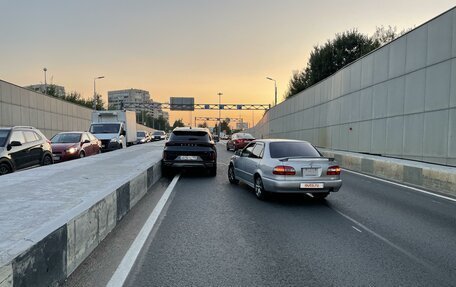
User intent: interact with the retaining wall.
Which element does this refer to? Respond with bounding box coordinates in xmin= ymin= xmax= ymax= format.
xmin=0 ymin=143 xmax=163 ymax=287
xmin=248 ymin=7 xmax=456 ymax=166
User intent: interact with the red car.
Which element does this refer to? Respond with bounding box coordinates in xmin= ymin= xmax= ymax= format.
xmin=51 ymin=132 xmax=101 ymax=162
xmin=226 ymin=133 xmax=255 ymax=151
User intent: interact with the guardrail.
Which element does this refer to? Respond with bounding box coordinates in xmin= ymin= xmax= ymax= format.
xmin=0 ymin=143 xmax=164 ymax=287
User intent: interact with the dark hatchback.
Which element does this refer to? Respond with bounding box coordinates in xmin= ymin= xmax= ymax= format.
xmin=162 ymin=127 xmax=217 ymax=176
xmin=0 ymin=126 xmax=53 ymax=175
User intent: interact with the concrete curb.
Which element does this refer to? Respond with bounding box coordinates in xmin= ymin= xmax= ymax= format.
xmin=0 ymin=159 xmax=162 ymax=287
xmin=320 ymin=149 xmax=456 ymax=198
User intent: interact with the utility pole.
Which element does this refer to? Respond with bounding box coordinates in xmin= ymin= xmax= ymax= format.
xmin=43 ymin=68 xmax=47 ymax=96
xmin=217 ymin=92 xmax=223 ymax=139
xmin=266 ymin=77 xmax=277 ymax=106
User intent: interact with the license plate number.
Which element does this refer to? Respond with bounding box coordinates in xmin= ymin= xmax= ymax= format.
xmin=300 ymin=183 xmax=324 ymax=189
xmin=179 ymin=156 xmax=198 ymax=160
xmin=303 ymin=168 xmax=318 ymax=176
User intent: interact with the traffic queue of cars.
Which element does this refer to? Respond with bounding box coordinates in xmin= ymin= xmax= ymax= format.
xmin=0 ymin=125 xmax=167 ymax=176
xmin=161 ymin=129 xmax=342 ymax=201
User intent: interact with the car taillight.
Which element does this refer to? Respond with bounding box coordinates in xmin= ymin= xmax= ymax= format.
xmin=162 ymin=151 xmax=167 ymax=159
xmin=273 ymin=165 xmax=296 ymax=175
xmin=209 ymin=151 xmax=216 ymax=160
xmin=327 ymin=166 xmax=341 ymax=175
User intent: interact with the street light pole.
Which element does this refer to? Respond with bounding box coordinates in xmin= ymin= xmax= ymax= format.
xmin=217 ymin=92 xmax=223 ymax=139
xmin=266 ymin=77 xmax=277 ymax=106
xmin=93 ymin=76 xmax=105 ymax=110
xmin=43 ymin=68 xmax=47 ymax=96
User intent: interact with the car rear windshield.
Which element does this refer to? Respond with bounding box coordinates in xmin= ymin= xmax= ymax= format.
xmin=237 ymin=133 xmax=254 ymax=139
xmin=153 ymin=131 xmax=164 ymax=135
xmin=51 ymin=133 xmax=82 ymax=143
xmin=269 ymin=142 xmax=321 ymax=158
xmin=170 ymin=130 xmax=209 ymax=141
xmin=137 ymin=132 xmax=146 ymax=137
xmin=0 ymin=130 xmax=10 ymax=147
xmin=89 ymin=123 xmax=120 ymax=134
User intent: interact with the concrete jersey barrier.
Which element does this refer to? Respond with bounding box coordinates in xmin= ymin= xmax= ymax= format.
xmin=319 ymin=148 xmax=456 ymax=198
xmin=0 ymin=142 xmax=164 ymax=287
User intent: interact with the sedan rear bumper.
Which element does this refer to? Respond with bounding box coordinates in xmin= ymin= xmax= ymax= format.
xmin=262 ymin=177 xmax=342 ymax=193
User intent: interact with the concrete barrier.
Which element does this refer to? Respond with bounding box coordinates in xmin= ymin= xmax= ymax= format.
xmin=320 ymin=148 xmax=456 ymax=198
xmin=0 ymin=142 xmax=164 ymax=287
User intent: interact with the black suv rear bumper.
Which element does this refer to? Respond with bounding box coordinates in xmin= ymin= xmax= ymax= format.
xmin=162 ymin=160 xmax=216 ymax=169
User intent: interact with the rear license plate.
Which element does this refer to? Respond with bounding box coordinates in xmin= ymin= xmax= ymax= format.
xmin=179 ymin=156 xmax=198 ymax=160
xmin=102 ymin=145 xmax=106 ymax=148
xmin=300 ymin=183 xmax=324 ymax=189
xmin=302 ymin=168 xmax=319 ymax=176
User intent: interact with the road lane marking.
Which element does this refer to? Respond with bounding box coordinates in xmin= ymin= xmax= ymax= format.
xmin=342 ymin=169 xmax=456 ymax=203
xmin=352 ymin=226 xmax=362 ymax=233
xmin=107 ymin=174 xmax=181 ymax=287
xmin=331 ymin=206 xmax=436 ymax=272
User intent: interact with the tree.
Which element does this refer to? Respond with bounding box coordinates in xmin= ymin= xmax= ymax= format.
xmin=172 ymin=119 xmax=185 ymax=129
xmin=286 ymin=29 xmax=380 ymax=98
xmin=214 ymin=120 xmax=231 ymax=135
xmin=92 ymin=93 xmax=105 ymax=110
xmin=197 ymin=121 xmax=208 ymax=128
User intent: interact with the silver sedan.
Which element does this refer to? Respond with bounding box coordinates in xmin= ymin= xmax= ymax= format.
xmin=228 ymin=139 xmax=342 ymax=200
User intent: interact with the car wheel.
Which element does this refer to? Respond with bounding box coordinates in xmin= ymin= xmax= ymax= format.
xmin=209 ymin=165 xmax=217 ymax=177
xmin=41 ymin=154 xmax=53 ymax=166
xmin=228 ymin=164 xmax=239 ymax=184
xmin=313 ymin=192 xmax=329 ymax=200
xmin=254 ymin=176 xmax=268 ymax=200
xmin=79 ymin=151 xmax=86 ymax=158
xmin=0 ymin=163 xmax=12 ymax=175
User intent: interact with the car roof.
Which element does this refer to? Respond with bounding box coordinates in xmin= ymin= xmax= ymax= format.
xmin=173 ymin=127 xmax=210 ymax=132
xmin=253 ymin=138 xmax=312 ymax=145
xmin=55 ymin=131 xmax=84 ymax=134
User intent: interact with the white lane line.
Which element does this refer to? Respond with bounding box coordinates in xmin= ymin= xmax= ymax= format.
xmin=342 ymin=169 xmax=456 ymax=203
xmin=331 ymin=207 xmax=435 ymax=271
xmin=352 ymin=226 xmax=362 ymax=233
xmin=107 ymin=174 xmax=181 ymax=287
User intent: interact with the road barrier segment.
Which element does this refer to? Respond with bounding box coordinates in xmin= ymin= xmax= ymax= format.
xmin=0 ymin=143 xmax=164 ymax=287
xmin=319 ymin=148 xmax=456 ymax=198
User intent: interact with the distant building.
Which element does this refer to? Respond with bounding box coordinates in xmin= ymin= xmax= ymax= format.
xmin=108 ymin=89 xmax=151 ymax=109
xmin=236 ymin=122 xmax=249 ymax=130
xmin=25 ymin=84 xmax=66 ymax=97
xmin=108 ymin=88 xmax=168 ymax=121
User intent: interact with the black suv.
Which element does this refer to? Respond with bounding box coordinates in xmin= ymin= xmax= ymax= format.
xmin=0 ymin=126 xmax=53 ymax=175
xmin=162 ymin=127 xmax=217 ymax=176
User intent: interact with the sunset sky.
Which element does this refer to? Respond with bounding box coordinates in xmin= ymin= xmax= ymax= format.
xmin=1 ymin=1 xmax=454 ymax=128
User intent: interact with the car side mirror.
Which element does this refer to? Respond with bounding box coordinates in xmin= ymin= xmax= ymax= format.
xmin=234 ymin=150 xmax=241 ymax=156
xmin=7 ymin=141 xmax=22 ymax=151
xmin=83 ymin=140 xmax=90 ymax=144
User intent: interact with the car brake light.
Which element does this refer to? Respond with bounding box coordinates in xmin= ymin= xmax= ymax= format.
xmin=273 ymin=165 xmax=296 ymax=175
xmin=327 ymin=166 xmax=341 ymax=175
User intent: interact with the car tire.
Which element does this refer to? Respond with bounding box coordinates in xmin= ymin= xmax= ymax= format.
xmin=313 ymin=192 xmax=329 ymax=200
xmin=209 ymin=165 xmax=217 ymax=177
xmin=254 ymin=176 xmax=268 ymax=200
xmin=228 ymin=164 xmax=239 ymax=184
xmin=41 ymin=154 xmax=53 ymax=166
xmin=79 ymin=151 xmax=86 ymax=158
xmin=0 ymin=162 xmax=12 ymax=175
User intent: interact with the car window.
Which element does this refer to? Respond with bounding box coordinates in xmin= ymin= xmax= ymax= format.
xmin=251 ymin=142 xmax=264 ymax=158
xmin=51 ymin=133 xmax=82 ymax=143
xmin=0 ymin=130 xmax=10 ymax=147
xmin=10 ymin=131 xmax=26 ymax=144
xmin=170 ymin=131 xmax=209 ymax=142
xmin=33 ymin=131 xmax=42 ymax=140
xmin=269 ymin=142 xmax=321 ymax=158
xmin=88 ymin=133 xmax=97 ymax=141
xmin=90 ymin=123 xmax=120 ymax=134
xmin=137 ymin=131 xmax=146 ymax=137
xmin=23 ymin=131 xmax=38 ymax=143
xmin=242 ymin=142 xmax=256 ymax=157
xmin=81 ymin=134 xmax=90 ymax=142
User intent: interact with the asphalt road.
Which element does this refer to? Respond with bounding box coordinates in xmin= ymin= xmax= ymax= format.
xmin=121 ymin=142 xmax=456 ymax=287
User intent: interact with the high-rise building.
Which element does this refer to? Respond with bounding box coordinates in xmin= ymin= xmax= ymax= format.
xmin=108 ymin=89 xmax=150 ymax=109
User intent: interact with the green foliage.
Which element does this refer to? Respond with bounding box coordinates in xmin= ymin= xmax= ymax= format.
xmin=214 ymin=120 xmax=231 ymax=135
xmin=197 ymin=121 xmax=208 ymax=128
xmin=172 ymin=119 xmax=185 ymax=129
xmin=43 ymin=84 xmax=105 ymax=110
xmin=285 ymin=26 xmax=404 ymax=98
